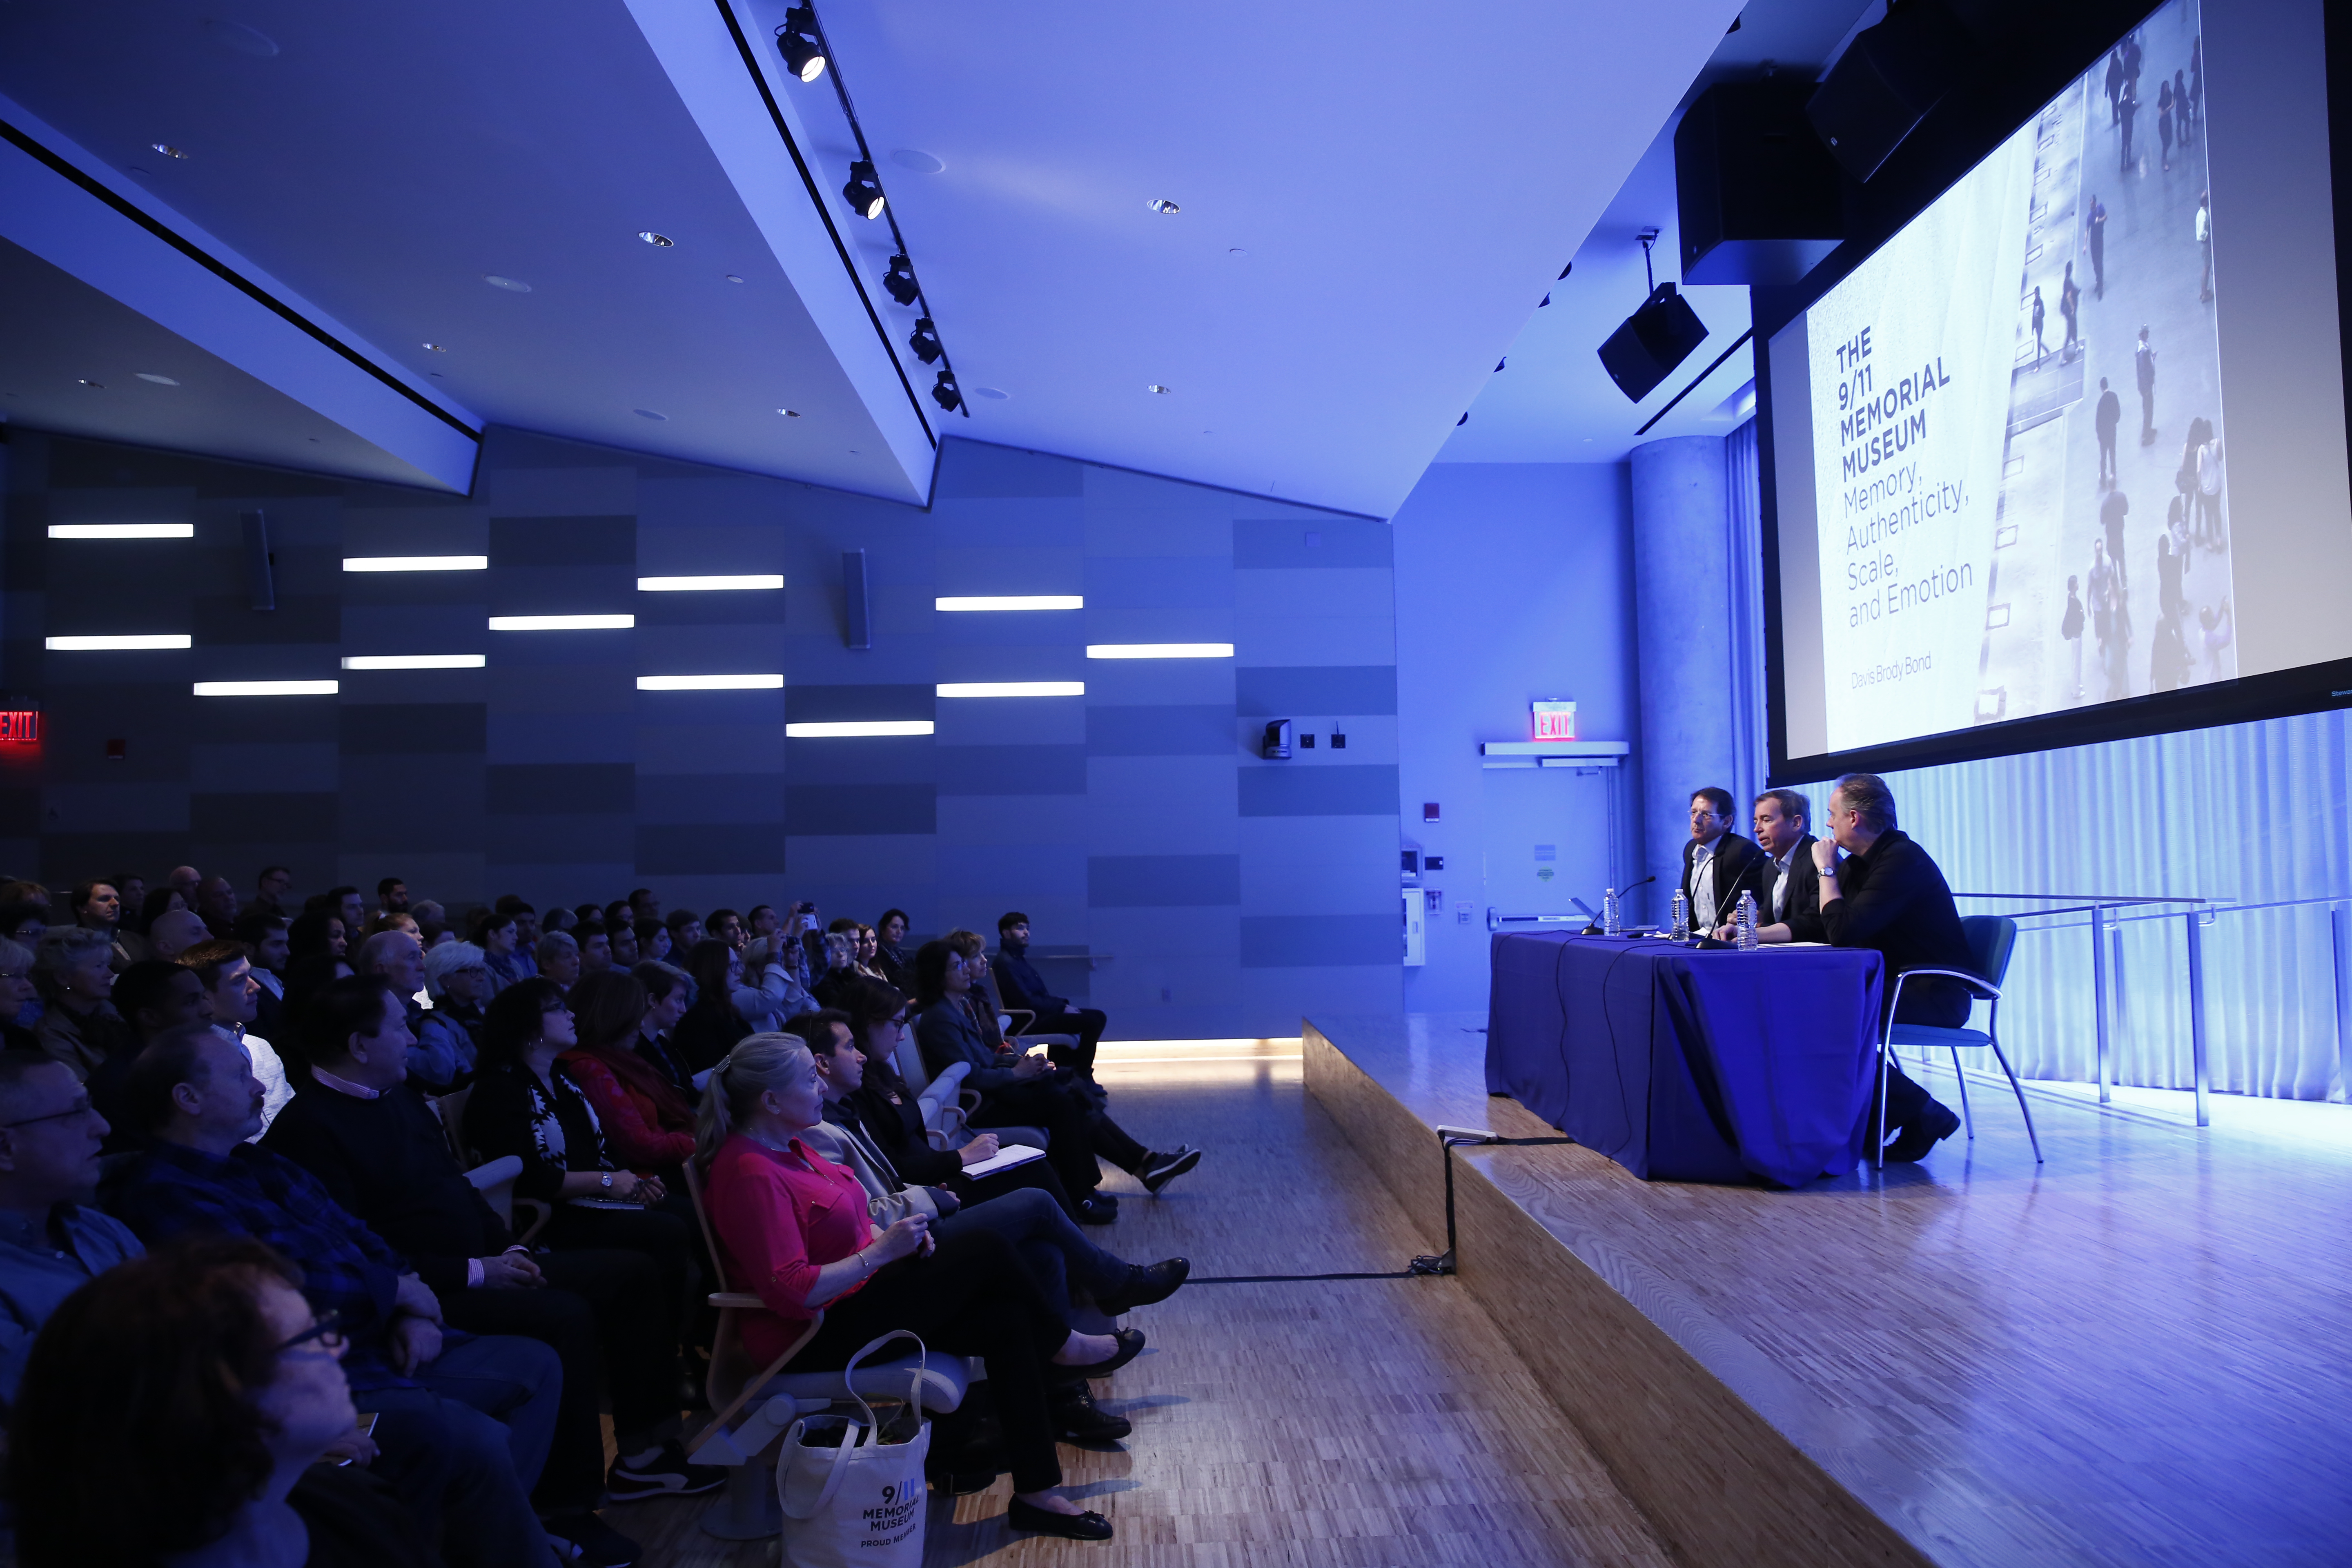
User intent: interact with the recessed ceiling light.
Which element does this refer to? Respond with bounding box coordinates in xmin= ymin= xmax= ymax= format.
xmin=1228 ymin=247 xmax=1246 ymax=255
xmin=891 ymin=149 xmax=944 ymax=174
xmin=639 ymin=231 xmax=675 ymax=247
xmin=134 ymin=373 xmax=179 ymax=385
xmin=77 ymin=379 xmax=103 ymax=389
xmin=422 ymin=343 xmax=448 ymax=352
xmin=151 ymin=143 xmax=188 ymax=159
xmin=633 ymin=408 xmax=667 ymax=421
xmin=1149 ymin=198 xmax=1180 ymax=214
xmin=973 ymin=387 xmax=1008 ymax=401
xmin=776 ymin=408 xmax=801 ymax=417
xmin=725 ymin=274 xmax=745 ymax=283
xmin=483 ymin=275 xmax=531 ymax=292
xmin=1147 ymin=384 xmax=1170 ymax=394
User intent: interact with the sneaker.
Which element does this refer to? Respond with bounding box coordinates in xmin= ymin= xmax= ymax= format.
xmin=605 ymin=1438 xmax=727 ymax=1502
xmin=1139 ymin=1147 xmax=1201 ymax=1195
xmin=1075 ymin=1194 xmax=1119 ymax=1225
xmin=543 ymin=1511 xmax=641 ymax=1567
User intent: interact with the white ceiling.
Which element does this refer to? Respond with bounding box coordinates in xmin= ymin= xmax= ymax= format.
xmin=0 ymin=0 xmax=1751 ymax=514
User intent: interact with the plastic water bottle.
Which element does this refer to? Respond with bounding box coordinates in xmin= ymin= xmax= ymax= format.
xmin=1735 ymin=891 xmax=1759 ymax=951
xmin=1669 ymin=889 xmax=1689 ymax=942
xmin=1602 ymin=887 xmax=1621 ymax=936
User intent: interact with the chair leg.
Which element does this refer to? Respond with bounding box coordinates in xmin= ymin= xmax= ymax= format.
xmin=1875 ymin=1043 xmax=1892 ymax=1170
xmin=1986 ymin=1034 xmax=2044 ymax=1164
xmin=1948 ymin=1045 xmax=1974 ymax=1138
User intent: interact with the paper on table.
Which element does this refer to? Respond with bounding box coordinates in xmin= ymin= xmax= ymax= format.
xmin=1760 ymin=941 xmax=1833 ymax=948
xmin=958 ymin=1143 xmax=1046 ymax=1178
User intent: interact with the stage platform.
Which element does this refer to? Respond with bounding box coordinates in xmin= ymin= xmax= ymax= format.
xmin=1302 ymin=1012 xmax=2352 ymax=1568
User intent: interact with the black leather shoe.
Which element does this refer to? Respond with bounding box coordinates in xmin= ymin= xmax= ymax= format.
xmin=1075 ymin=1195 xmax=1118 ymax=1225
xmin=1060 ymin=1327 xmax=1145 ymax=1379
xmin=1052 ymin=1386 xmax=1133 ymax=1443
xmin=1885 ymin=1102 xmax=1962 ymax=1163
xmin=1138 ymin=1147 xmax=1200 ymax=1194
xmin=1006 ymin=1499 xmax=1114 ymax=1540
xmin=1097 ymin=1257 xmax=1189 ymax=1315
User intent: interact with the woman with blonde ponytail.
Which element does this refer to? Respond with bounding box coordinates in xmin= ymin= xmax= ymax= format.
xmin=697 ymin=1033 xmax=1140 ymax=1541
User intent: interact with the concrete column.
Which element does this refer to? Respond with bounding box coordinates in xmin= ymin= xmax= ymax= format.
xmin=1630 ymin=434 xmax=1733 ymax=925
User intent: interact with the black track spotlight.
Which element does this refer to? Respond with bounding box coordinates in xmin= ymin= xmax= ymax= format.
xmin=883 ymin=254 xmax=919 ymax=306
xmin=932 ymin=370 xmax=962 ymax=412
xmin=776 ymin=7 xmax=826 ymax=81
xmin=909 ymin=318 xmax=943 ymax=365
xmin=842 ymin=160 xmax=886 ymax=220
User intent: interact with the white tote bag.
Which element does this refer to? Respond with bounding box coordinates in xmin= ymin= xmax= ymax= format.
xmin=774 ymin=1331 xmax=934 ymax=1568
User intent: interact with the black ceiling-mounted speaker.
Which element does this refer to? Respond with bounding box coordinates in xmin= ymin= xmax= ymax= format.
xmin=1677 ymin=78 xmax=1845 ymax=285
xmin=1599 ymin=283 xmax=1710 ymax=403
xmin=1804 ymin=0 xmax=1976 ymax=183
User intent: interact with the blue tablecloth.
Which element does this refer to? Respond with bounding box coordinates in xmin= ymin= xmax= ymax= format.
xmin=1484 ymin=933 xmax=1886 ymax=1187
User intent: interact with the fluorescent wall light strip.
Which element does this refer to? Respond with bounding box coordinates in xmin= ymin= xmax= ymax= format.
xmin=637 ymin=575 xmax=785 ymax=592
xmin=784 ymin=720 xmax=935 ymax=738
xmin=48 ymin=523 xmax=194 ymax=539
xmin=343 ymin=555 xmax=489 ymax=572
xmin=937 ymin=682 xmax=1086 ymax=698
xmin=341 ymin=655 xmax=486 ymax=670
xmin=1085 ymin=643 xmax=1235 ymax=659
xmin=487 ymin=615 xmax=635 ymax=631
xmin=45 ymin=634 xmax=192 ymax=651
xmin=192 ymin=680 xmax=339 ymax=697
xmin=637 ymin=674 xmax=785 ymax=691
xmin=935 ymin=595 xmax=1084 ymax=612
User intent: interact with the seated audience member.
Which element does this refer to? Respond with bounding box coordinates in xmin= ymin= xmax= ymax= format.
xmin=665 ymin=909 xmax=706 ymax=953
xmin=628 ymin=888 xmax=662 ymax=922
xmin=314 ymin=885 xmax=368 ymax=934
xmin=103 ymin=1025 xmax=569 ymax=1568
xmin=112 ymin=871 xmax=150 ymax=929
xmin=370 ymin=912 xmax=423 ymax=941
xmin=70 ymin=878 xmax=145 ymax=969
xmin=708 ymin=909 xmax=746 ymax=951
xmin=916 ymin=938 xmax=1198 ymax=1216
xmin=464 ymin=980 xmax=695 ymax=1283
xmin=234 ymin=909 xmax=292 ymax=1042
xmin=419 ymin=920 xmax=455 ymax=950
xmin=475 ymin=909 xmax=530 ymax=992
xmin=416 ymin=941 xmax=493 ymax=1091
xmin=196 ymin=875 xmax=241 ymax=939
xmin=263 ymin=977 xmax=713 ymax=1534
xmin=874 ymin=908 xmax=916 ymax=993
xmin=605 ymin=899 xmax=637 ymax=933
xmin=0 ymin=1051 xmax=143 ymax=1403
xmin=607 ymin=919 xmax=640 ymax=969
xmin=378 ymin=878 xmax=411 ymax=920
xmin=994 ymin=912 xmax=1108 ymax=1074
xmin=497 ymin=897 xmax=542 ymax=958
xmin=746 ymin=904 xmax=781 ymax=941
xmin=698 ymin=1033 xmax=1136 ymax=1539
xmin=561 ymin=972 xmax=695 ymax=1180
xmin=180 ymin=939 xmax=294 ymax=1133
xmin=634 ymin=918 xmax=673 ymax=966
xmin=629 ymin=962 xmax=698 ymax=1098
xmin=811 ymin=931 xmax=864 ymax=1009
xmin=1682 ymin=786 xmax=1766 ymax=938
xmin=739 ymin=933 xmax=815 ymax=1024
xmin=280 ymin=952 xmax=356 ymax=1047
xmin=253 ymin=863 xmax=295 ymax=918
xmin=575 ymin=922 xmax=614 ymax=978
xmin=854 ymin=923 xmax=887 ymax=980
xmin=673 ymin=941 xmax=752 ymax=1071
xmin=287 ymin=909 xmax=350 ymax=962
xmin=32 ymin=928 xmax=131 ymax=1080
xmin=356 ymin=930 xmax=429 ymax=1029
xmin=166 ymin=866 xmax=204 ymax=904
xmin=0 ymin=939 xmax=37 ymax=1051
xmin=794 ymin=1008 xmax=1186 ymax=1336
xmin=537 ymin=931 xmax=581 ymax=994
xmin=1712 ymin=789 xmax=1823 ymax=944
xmin=13 ymin=1235 xmax=440 ymax=1568
xmin=98 ymin=964 xmax=219 ymax=1141
xmin=410 ymin=898 xmax=447 ymax=930
xmin=138 ymin=883 xmax=189 ymax=939
xmin=147 ymin=906 xmax=212 ymax=962
xmin=543 ymin=908 xmax=575 ymax=937
xmin=1814 ymin=772 xmax=1970 ymax=1161
xmin=0 ymin=900 xmax=45 ymax=947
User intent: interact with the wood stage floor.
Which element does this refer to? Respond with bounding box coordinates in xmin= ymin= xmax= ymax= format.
xmin=1304 ymin=1012 xmax=2352 ymax=1568
xmin=628 ymin=1039 xmax=1676 ymax=1567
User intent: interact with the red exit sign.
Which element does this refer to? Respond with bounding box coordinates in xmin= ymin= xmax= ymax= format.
xmin=1531 ymin=699 xmax=1577 ymax=741
xmin=0 ymin=711 xmax=37 ymax=744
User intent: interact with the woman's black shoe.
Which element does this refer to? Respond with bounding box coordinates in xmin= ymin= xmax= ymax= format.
xmin=1060 ymin=1326 xmax=1145 ymax=1379
xmin=1006 ymin=1499 xmax=1114 ymax=1541
xmin=1051 ymin=1386 xmax=1133 ymax=1443
xmin=1075 ymin=1194 xmax=1119 ymax=1225
xmin=1097 ymin=1257 xmax=1189 ymax=1315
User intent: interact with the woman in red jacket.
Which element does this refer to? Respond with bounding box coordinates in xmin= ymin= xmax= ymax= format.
xmin=561 ymin=970 xmax=696 ymax=1178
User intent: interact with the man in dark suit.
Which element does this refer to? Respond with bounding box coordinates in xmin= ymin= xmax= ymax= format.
xmin=1812 ymin=773 xmax=1970 ymax=1160
xmin=1679 ymin=787 xmax=1764 ymax=938
xmin=1713 ymin=789 xmax=1822 ymax=943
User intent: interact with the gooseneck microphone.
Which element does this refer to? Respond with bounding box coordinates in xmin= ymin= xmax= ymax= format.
xmin=1582 ymin=875 xmax=1656 ymax=934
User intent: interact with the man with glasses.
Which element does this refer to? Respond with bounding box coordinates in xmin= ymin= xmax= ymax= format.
xmin=0 ymin=1051 xmax=142 ymax=1403
xmin=1678 ymin=786 xmax=1764 ymax=938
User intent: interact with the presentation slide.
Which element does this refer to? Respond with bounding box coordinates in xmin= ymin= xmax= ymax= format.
xmin=1768 ymin=0 xmax=2352 ymax=768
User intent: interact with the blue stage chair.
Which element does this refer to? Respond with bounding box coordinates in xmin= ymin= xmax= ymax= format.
xmin=1876 ymin=915 xmax=2042 ymax=1166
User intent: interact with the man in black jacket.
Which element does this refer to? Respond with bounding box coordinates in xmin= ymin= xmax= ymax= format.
xmin=993 ymin=913 xmax=1108 ymax=1074
xmin=1714 ymin=789 xmax=1824 ymax=944
xmin=1680 ymin=787 xmax=1766 ymax=936
xmin=1812 ymin=773 xmax=1971 ymax=1160
xmin=261 ymin=975 xmax=719 ymax=1551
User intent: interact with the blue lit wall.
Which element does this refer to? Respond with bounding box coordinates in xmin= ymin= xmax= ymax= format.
xmin=0 ymin=425 xmax=1401 ymax=1038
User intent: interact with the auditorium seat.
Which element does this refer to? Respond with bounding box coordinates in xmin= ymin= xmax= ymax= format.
xmin=428 ymin=1091 xmax=550 ymax=1243
xmin=1879 ymin=914 xmax=2042 ymax=1165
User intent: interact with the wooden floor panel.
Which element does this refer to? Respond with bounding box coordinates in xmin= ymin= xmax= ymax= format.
xmin=1305 ymin=1011 xmax=2352 ymax=1568
xmin=626 ymin=1051 xmax=1674 ymax=1568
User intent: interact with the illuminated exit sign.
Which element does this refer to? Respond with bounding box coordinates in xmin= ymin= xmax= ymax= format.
xmin=0 ymin=711 xmax=36 ymax=744
xmin=1531 ymin=699 xmax=1577 ymax=742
